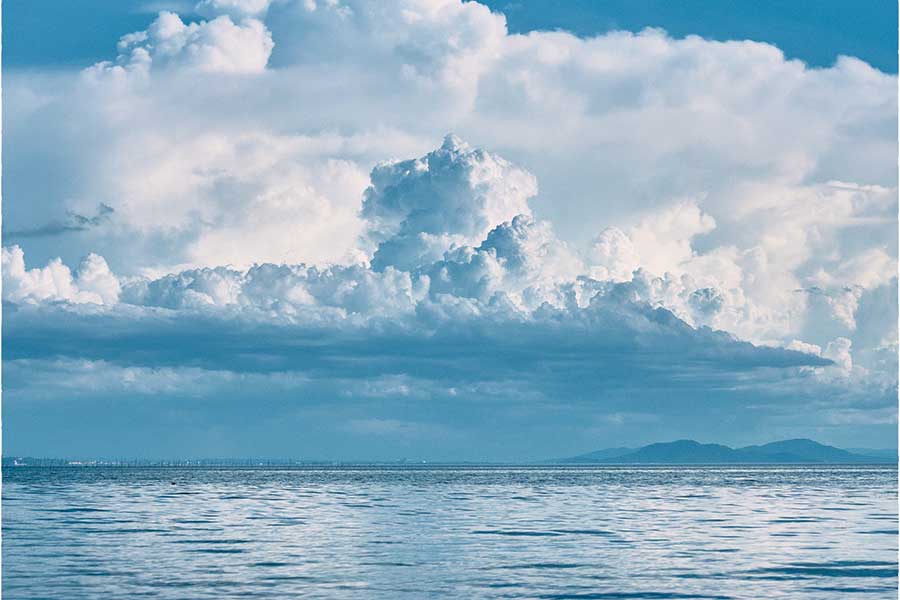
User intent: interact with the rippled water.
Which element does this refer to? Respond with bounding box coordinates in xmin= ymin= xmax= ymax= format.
xmin=3 ymin=466 xmax=897 ymax=598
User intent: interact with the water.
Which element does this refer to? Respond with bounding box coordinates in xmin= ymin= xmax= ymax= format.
xmin=3 ymin=465 xmax=897 ymax=599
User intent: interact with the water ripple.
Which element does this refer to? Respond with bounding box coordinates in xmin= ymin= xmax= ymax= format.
xmin=3 ymin=465 xmax=896 ymax=599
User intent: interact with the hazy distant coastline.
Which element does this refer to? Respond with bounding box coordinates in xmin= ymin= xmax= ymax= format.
xmin=553 ymin=439 xmax=898 ymax=465
xmin=5 ymin=438 xmax=897 ymax=467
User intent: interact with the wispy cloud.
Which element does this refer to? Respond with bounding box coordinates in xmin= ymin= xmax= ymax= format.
xmin=4 ymin=203 xmax=114 ymax=239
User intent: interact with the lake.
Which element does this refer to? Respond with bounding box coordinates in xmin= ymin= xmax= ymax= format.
xmin=3 ymin=465 xmax=897 ymax=598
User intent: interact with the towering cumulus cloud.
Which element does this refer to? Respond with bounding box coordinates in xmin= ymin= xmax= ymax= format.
xmin=3 ymin=0 xmax=896 ymax=458
xmin=362 ymin=135 xmax=536 ymax=271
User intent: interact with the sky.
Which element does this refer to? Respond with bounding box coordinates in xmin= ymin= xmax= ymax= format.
xmin=5 ymin=0 xmax=897 ymax=72
xmin=2 ymin=0 xmax=897 ymax=460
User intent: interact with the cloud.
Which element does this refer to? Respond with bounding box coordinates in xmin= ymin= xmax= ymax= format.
xmin=625 ymin=201 xmax=716 ymax=274
xmin=419 ymin=214 xmax=583 ymax=311
xmin=266 ymin=0 xmax=505 ymax=101
xmin=195 ymin=0 xmax=274 ymax=20
xmin=5 ymin=257 xmax=842 ymax=460
xmin=822 ymin=337 xmax=854 ymax=374
xmin=3 ymin=133 xmax=833 ymax=410
xmin=0 ymin=136 xmax=879 ymax=386
xmin=8 ymin=4 xmax=894 ymax=288
xmin=86 ymin=11 xmax=274 ymax=77
xmin=363 ymin=134 xmax=538 ymax=271
xmin=3 ymin=0 xmax=897 ymax=455
xmin=2 ymin=245 xmax=120 ymax=305
xmin=3 ymin=203 xmax=114 ymax=239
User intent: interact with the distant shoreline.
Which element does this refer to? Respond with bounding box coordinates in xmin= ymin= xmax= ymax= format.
xmin=4 ymin=461 xmax=897 ymax=469
xmin=6 ymin=438 xmax=897 ymax=468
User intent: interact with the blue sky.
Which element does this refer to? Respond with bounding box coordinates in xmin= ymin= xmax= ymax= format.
xmin=491 ymin=0 xmax=898 ymax=72
xmin=5 ymin=0 xmax=897 ymax=71
xmin=3 ymin=0 xmax=897 ymax=459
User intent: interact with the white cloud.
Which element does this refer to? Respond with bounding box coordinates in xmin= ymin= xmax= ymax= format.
xmin=87 ymin=11 xmax=273 ymax=77
xmin=267 ymin=0 xmax=505 ymax=104
xmin=5 ymin=125 xmax=892 ymax=380
xmin=823 ymin=337 xmax=854 ymax=375
xmin=3 ymin=0 xmax=897 ymax=453
xmin=4 ymin=132 xmax=889 ymax=386
xmin=10 ymin=3 xmax=894 ymax=294
xmin=626 ymin=200 xmax=716 ymax=276
xmin=363 ymin=134 xmax=537 ymax=271
xmin=421 ymin=214 xmax=582 ymax=310
xmin=587 ymin=227 xmax=640 ymax=282
xmin=2 ymin=245 xmax=120 ymax=305
xmin=195 ymin=0 xmax=274 ymax=19
xmin=786 ymin=340 xmax=822 ymax=356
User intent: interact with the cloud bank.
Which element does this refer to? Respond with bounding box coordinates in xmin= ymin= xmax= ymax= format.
xmin=3 ymin=0 xmax=896 ymax=457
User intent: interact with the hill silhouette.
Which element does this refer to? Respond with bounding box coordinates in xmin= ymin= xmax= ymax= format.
xmin=557 ymin=439 xmax=896 ymax=464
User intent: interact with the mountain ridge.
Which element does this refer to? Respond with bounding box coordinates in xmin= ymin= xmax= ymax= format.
xmin=556 ymin=438 xmax=897 ymax=464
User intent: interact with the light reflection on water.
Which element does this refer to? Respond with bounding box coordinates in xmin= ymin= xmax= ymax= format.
xmin=3 ymin=465 xmax=897 ymax=599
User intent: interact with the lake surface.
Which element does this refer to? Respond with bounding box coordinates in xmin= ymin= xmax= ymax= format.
xmin=3 ymin=465 xmax=897 ymax=599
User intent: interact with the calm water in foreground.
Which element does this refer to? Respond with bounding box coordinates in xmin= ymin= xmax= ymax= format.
xmin=3 ymin=465 xmax=897 ymax=599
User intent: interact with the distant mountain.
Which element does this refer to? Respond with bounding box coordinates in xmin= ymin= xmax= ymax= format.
xmin=739 ymin=439 xmax=863 ymax=463
xmin=556 ymin=439 xmax=897 ymax=464
xmin=558 ymin=447 xmax=634 ymax=463
xmin=610 ymin=440 xmax=738 ymax=464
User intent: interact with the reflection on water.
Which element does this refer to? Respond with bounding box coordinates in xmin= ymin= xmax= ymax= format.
xmin=3 ymin=465 xmax=897 ymax=599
